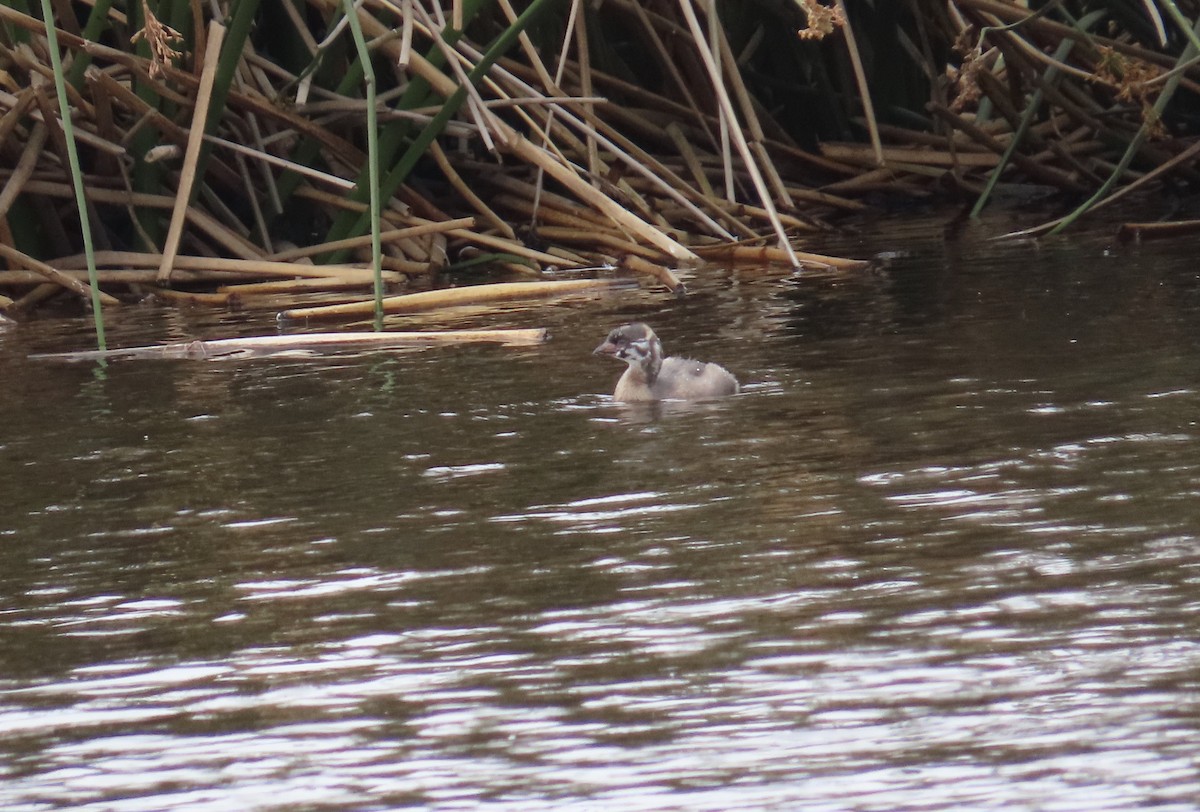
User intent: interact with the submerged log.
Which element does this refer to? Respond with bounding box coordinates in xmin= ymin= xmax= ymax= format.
xmin=31 ymin=328 xmax=549 ymax=361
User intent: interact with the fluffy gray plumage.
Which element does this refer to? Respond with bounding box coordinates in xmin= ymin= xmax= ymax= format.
xmin=594 ymin=322 xmax=739 ymax=402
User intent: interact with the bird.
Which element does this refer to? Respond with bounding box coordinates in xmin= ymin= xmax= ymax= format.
xmin=593 ymin=322 xmax=739 ymax=402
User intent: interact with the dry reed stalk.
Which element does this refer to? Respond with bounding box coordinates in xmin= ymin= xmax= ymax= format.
xmin=482 ymin=173 xmax=617 ymax=226
xmin=281 ymin=278 xmax=622 ymax=320
xmin=0 ymin=243 xmax=121 ymax=305
xmin=618 ymin=253 xmax=685 ymax=294
xmin=749 ymin=141 xmax=796 ymax=209
xmin=704 ymin=199 xmax=820 ymax=233
xmin=709 ymin=12 xmax=795 ymax=208
xmin=360 ymin=33 xmax=700 ymax=257
xmin=11 ymin=283 xmax=61 ymax=313
xmin=1118 ymin=218 xmax=1200 ymax=240
xmin=499 ymin=261 xmax=541 ymax=277
xmin=676 ymin=0 xmax=798 ymax=268
xmin=0 ymin=87 xmax=38 ymax=147
xmin=413 ymin=2 xmax=500 ymax=155
xmin=566 ymin=106 xmax=742 ymax=239
xmin=570 ymin=0 xmax=600 ymax=179
xmin=832 ymin=0 xmax=882 ymax=166
xmin=497 ymin=126 xmax=701 ymax=262
xmin=1028 ymin=138 xmax=1105 ymax=167
xmin=613 ymin=178 xmax=663 ymax=228
xmin=817 ymin=166 xmax=917 ymax=195
xmin=543 ymin=246 xmax=593 ymax=266
xmin=566 ymin=54 xmax=840 ymax=177
xmin=218 ymin=274 xmax=405 ymax=295
xmin=534 ymin=226 xmax=666 ymax=262
xmin=33 ymin=328 xmax=549 ymax=361
xmin=30 ymin=89 xmax=69 ymax=170
xmin=928 ymin=104 xmax=1089 ymax=191
xmin=23 ymin=179 xmax=265 ymax=258
xmin=0 ymin=122 xmax=46 ymax=218
xmin=1050 ymin=136 xmax=1200 ymax=224
xmin=623 ymin=0 xmax=719 ymax=153
xmin=267 ymin=218 xmax=477 ymax=261
xmin=53 ymin=250 xmax=381 ymax=279
xmin=820 ymin=143 xmax=1003 ymax=168
xmin=693 ymin=243 xmax=870 ymax=270
xmin=960 ymin=0 xmax=1200 ymax=85
xmin=87 ymin=70 xmax=189 ymax=142
xmin=292 ymin=185 xmax=373 ymax=215
xmin=491 ymin=192 xmax=622 ymax=234
xmin=666 ymin=122 xmax=716 ymax=199
xmin=0 ymin=0 xmax=893 ymax=321
xmin=87 ymin=77 xmax=122 ymax=180
xmin=426 ymin=142 xmax=515 ymax=239
xmin=380 ymin=256 xmax=439 ymax=275
xmin=445 ymin=225 xmax=588 ymax=267
xmin=392 ymin=234 xmax=430 ymax=264
xmin=143 ymin=287 xmax=232 ymax=305
xmin=492 ymin=0 xmax=557 ymax=89
xmin=780 ymin=186 xmax=869 ymax=213
xmin=871 ymin=121 xmax=999 ymax=152
xmin=468 ymin=48 xmax=738 ymax=241
xmin=202 ymin=133 xmax=356 ymax=191
xmin=0 ymin=269 xmax=267 ymax=286
xmin=157 ymin=20 xmax=225 ymax=283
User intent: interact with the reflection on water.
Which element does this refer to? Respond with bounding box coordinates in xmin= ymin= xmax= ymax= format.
xmin=3 ymin=215 xmax=1200 ymax=810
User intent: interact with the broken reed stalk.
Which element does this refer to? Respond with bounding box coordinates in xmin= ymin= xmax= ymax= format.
xmin=39 ymin=0 xmax=107 ymax=349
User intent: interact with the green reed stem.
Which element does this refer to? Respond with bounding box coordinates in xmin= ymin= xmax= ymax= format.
xmin=65 ymin=0 xmax=117 ymax=88
xmin=970 ymin=38 xmax=1075 ymax=219
xmin=40 ymin=0 xmax=106 ymax=352
xmin=341 ymin=0 xmax=383 ymax=325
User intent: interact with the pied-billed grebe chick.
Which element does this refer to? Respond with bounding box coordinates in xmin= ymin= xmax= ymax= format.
xmin=593 ymin=322 xmax=739 ymax=402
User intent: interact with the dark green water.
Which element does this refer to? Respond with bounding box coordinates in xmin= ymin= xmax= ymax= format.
xmin=3 ymin=214 xmax=1200 ymax=810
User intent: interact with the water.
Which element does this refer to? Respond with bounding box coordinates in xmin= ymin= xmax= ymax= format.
xmin=3 ymin=213 xmax=1200 ymax=810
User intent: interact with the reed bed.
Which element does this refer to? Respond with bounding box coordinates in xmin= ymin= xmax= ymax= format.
xmin=4 ymin=0 xmax=1200 ymax=334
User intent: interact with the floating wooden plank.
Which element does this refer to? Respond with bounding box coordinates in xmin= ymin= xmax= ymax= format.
xmin=30 ymin=328 xmax=549 ymax=362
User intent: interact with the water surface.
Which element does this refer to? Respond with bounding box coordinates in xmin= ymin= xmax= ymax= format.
xmin=3 ymin=214 xmax=1200 ymax=810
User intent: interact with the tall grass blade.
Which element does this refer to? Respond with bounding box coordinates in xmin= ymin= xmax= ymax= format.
xmin=39 ymin=0 xmax=107 ymax=351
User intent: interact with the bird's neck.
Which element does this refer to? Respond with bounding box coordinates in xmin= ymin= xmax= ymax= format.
xmin=632 ymin=340 xmax=662 ymax=384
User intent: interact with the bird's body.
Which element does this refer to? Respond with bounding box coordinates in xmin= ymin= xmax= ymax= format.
xmin=594 ymin=322 xmax=739 ymax=402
